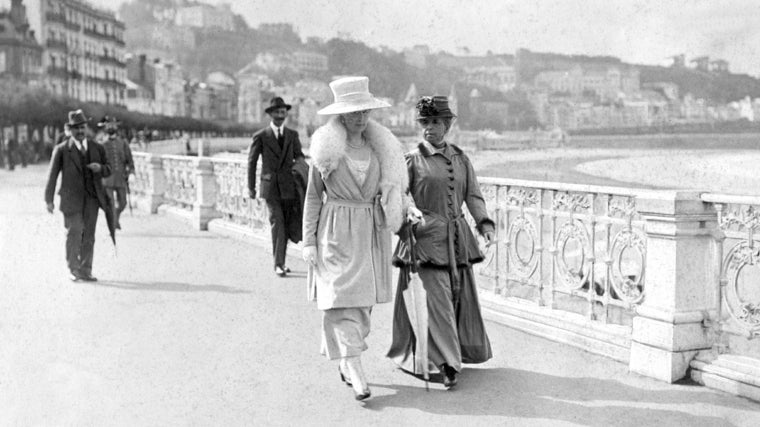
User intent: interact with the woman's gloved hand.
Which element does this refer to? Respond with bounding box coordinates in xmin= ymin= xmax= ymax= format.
xmin=481 ymin=223 xmax=496 ymax=246
xmin=406 ymin=206 xmax=425 ymax=226
xmin=302 ymin=246 xmax=317 ymax=266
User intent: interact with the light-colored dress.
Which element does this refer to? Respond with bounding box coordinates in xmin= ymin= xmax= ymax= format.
xmin=303 ymin=116 xmax=407 ymax=360
xmin=302 ymin=153 xmax=393 ymax=311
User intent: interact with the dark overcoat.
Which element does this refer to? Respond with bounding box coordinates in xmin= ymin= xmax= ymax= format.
xmin=247 ymin=126 xmax=304 ymax=201
xmin=44 ymin=138 xmax=112 ymax=214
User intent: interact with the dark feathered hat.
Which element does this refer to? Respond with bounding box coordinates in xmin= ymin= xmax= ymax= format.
xmin=416 ymin=96 xmax=456 ymax=119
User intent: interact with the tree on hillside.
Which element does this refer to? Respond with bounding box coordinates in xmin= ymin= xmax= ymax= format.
xmin=324 ymin=39 xmax=411 ymax=98
xmin=639 ymin=65 xmax=760 ymax=103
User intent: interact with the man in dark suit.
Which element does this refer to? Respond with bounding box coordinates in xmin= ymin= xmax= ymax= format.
xmin=45 ymin=110 xmax=112 ymax=282
xmin=248 ymin=97 xmax=305 ymax=277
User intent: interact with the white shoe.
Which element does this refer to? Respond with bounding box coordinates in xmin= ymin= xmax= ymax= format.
xmin=345 ymin=356 xmax=371 ymax=400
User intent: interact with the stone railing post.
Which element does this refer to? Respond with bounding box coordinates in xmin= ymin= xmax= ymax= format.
xmin=192 ymin=158 xmax=220 ymax=230
xmin=629 ymin=191 xmax=717 ymax=382
xmin=147 ymin=154 xmax=167 ymax=213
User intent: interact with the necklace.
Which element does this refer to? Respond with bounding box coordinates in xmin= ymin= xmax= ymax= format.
xmin=346 ymin=137 xmax=366 ymax=149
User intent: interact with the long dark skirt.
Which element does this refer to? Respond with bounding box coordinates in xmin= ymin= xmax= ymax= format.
xmin=386 ymin=265 xmax=492 ymax=373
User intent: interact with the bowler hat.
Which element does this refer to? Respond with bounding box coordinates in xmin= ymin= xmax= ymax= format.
xmin=416 ymin=96 xmax=456 ymax=119
xmin=265 ymin=97 xmax=292 ymax=114
xmin=317 ymin=76 xmax=390 ymax=115
xmin=67 ymin=109 xmax=89 ymax=127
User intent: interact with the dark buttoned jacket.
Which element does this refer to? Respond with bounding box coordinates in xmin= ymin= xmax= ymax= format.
xmin=247 ymin=125 xmax=304 ymax=201
xmin=45 ymin=138 xmax=112 ymax=214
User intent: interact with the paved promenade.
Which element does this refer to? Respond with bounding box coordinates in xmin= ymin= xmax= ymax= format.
xmin=2 ymin=165 xmax=759 ymax=426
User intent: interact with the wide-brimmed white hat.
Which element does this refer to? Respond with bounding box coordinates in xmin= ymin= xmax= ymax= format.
xmin=317 ymin=76 xmax=390 ymax=115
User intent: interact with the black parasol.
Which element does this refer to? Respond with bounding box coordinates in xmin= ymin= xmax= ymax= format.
xmin=100 ymin=192 xmax=117 ymax=246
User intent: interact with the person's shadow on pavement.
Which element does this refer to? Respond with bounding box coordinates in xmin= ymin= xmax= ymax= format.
xmin=92 ymin=280 xmax=251 ymax=294
xmin=364 ymin=367 xmax=748 ymax=427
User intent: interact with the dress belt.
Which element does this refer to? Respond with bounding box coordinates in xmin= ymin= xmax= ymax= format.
xmin=325 ymin=198 xmax=374 ymax=209
xmin=326 ymin=197 xmax=387 ymax=229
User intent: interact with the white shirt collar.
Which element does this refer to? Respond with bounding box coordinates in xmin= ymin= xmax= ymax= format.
xmin=270 ymin=122 xmax=283 ymax=136
xmin=73 ymin=137 xmax=88 ymax=152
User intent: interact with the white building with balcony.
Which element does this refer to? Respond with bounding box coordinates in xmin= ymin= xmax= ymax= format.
xmin=25 ymin=0 xmax=126 ymax=105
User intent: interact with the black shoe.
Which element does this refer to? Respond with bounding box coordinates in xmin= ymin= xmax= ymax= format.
xmin=442 ymin=364 xmax=458 ymax=389
xmin=78 ymin=273 xmax=98 ymax=282
xmin=69 ymin=271 xmax=80 ymax=282
xmin=275 ymin=266 xmax=287 ymax=277
xmin=354 ymin=389 xmax=371 ymax=401
xmin=339 ymin=366 xmax=352 ymax=387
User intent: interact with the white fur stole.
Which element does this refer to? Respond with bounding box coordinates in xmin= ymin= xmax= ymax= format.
xmin=309 ymin=117 xmax=408 ymax=231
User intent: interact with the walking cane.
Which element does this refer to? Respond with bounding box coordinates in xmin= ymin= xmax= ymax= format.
xmin=126 ymin=177 xmax=133 ymax=216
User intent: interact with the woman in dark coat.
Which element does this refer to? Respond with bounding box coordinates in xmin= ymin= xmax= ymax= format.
xmin=387 ymin=96 xmax=495 ymax=388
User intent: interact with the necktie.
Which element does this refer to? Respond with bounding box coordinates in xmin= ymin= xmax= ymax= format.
xmin=277 ymin=128 xmax=284 ymax=147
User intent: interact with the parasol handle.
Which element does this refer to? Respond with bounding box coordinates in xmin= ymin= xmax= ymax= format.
xmin=409 ymin=222 xmax=419 ymax=274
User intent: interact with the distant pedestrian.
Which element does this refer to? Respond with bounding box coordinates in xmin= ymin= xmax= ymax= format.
xmin=182 ymin=133 xmax=191 ymax=155
xmin=6 ymin=136 xmax=18 ymax=171
xmin=387 ymin=96 xmax=495 ymax=389
xmin=56 ymin=123 xmax=71 ymax=146
xmin=16 ymin=136 xmax=29 ymax=168
xmin=44 ymin=109 xmax=112 ymax=282
xmin=101 ymin=117 xmax=134 ymax=230
xmin=302 ymin=76 xmax=407 ymax=401
xmin=247 ymin=96 xmax=306 ymax=277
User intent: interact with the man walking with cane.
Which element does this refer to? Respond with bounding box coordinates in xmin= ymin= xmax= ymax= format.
xmin=45 ymin=109 xmax=112 ymax=282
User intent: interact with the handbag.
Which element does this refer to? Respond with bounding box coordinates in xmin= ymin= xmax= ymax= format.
xmin=392 ymin=221 xmax=418 ymax=268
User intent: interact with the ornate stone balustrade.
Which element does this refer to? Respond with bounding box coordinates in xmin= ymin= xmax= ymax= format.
xmin=701 ymin=193 xmax=760 ymax=341
xmin=127 ymin=151 xmax=759 ymax=396
xmin=130 ymin=153 xmax=151 ymax=197
xmin=473 ymin=177 xmax=648 ymax=324
xmin=161 ymin=155 xmax=198 ymax=210
xmin=209 ymin=158 xmax=270 ymax=235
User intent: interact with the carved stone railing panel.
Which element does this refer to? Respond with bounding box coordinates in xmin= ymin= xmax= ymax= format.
xmin=210 ymin=158 xmax=270 ymax=235
xmin=162 ymin=156 xmax=197 ymax=210
xmin=702 ymin=193 xmax=760 ymax=340
xmin=475 ymin=177 xmax=648 ymax=324
xmin=130 ymin=152 xmax=151 ymax=196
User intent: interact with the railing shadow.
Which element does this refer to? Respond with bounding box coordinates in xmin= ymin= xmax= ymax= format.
xmin=92 ymin=280 xmax=251 ymax=294
xmin=363 ymin=367 xmax=748 ymax=426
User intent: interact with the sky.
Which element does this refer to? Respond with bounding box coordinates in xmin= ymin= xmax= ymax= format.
xmin=9 ymin=0 xmax=760 ymax=75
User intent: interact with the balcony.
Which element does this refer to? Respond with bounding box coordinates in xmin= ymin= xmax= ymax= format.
xmin=82 ymin=27 xmax=107 ymax=40
xmin=46 ymin=66 xmax=68 ymax=78
xmin=45 ymin=39 xmax=68 ymax=51
xmin=64 ymin=21 xmax=81 ymax=32
xmin=45 ymin=12 xmax=66 ymax=25
xmin=98 ymin=55 xmax=127 ymax=68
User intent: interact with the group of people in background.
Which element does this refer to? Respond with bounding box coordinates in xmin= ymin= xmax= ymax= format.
xmin=0 ymin=134 xmax=50 ymax=171
xmin=41 ymin=74 xmax=494 ymax=403
xmin=248 ymin=76 xmax=495 ymax=402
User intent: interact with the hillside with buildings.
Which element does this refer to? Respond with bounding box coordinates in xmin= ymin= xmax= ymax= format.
xmin=6 ymin=0 xmax=760 ymax=135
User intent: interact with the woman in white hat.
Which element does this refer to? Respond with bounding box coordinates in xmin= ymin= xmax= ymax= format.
xmin=302 ymin=76 xmax=408 ymax=401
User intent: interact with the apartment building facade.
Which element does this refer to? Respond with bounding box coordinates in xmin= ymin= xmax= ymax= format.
xmin=25 ymin=0 xmax=126 ymax=105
